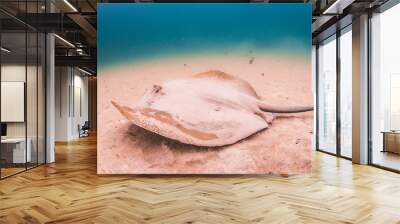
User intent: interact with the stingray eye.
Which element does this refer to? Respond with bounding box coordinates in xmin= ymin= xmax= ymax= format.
xmin=152 ymin=85 xmax=162 ymax=93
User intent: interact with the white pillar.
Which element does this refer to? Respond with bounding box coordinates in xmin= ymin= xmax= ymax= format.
xmin=46 ymin=32 xmax=55 ymax=163
xmin=352 ymin=14 xmax=369 ymax=164
xmin=312 ymin=45 xmax=317 ymax=150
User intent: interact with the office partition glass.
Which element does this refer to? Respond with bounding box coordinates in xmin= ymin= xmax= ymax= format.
xmin=339 ymin=26 xmax=352 ymax=158
xmin=317 ymin=35 xmax=337 ymax=154
xmin=0 ymin=31 xmax=28 ymax=177
xmin=370 ymin=3 xmax=400 ymax=171
xmin=0 ymin=2 xmax=46 ymax=179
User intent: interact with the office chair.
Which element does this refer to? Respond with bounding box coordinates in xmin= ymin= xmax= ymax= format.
xmin=79 ymin=121 xmax=90 ymax=138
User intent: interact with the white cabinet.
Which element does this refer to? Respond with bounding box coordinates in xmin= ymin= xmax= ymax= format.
xmin=1 ymin=138 xmax=32 ymax=163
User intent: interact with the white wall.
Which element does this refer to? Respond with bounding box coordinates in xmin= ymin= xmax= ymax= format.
xmin=1 ymin=65 xmax=38 ymax=138
xmin=1 ymin=64 xmax=46 ymax=164
xmin=71 ymin=73 xmax=89 ymax=138
xmin=1 ymin=65 xmax=26 ymax=137
xmin=55 ymin=67 xmax=89 ymax=141
xmin=55 ymin=67 xmax=70 ymax=141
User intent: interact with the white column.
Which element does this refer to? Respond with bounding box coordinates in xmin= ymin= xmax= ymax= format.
xmin=352 ymin=14 xmax=369 ymax=164
xmin=312 ymin=45 xmax=317 ymax=150
xmin=46 ymin=32 xmax=55 ymax=163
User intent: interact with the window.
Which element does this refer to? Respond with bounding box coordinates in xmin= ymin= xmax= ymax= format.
xmin=317 ymin=35 xmax=337 ymax=154
xmin=339 ymin=26 xmax=352 ymax=158
xmin=370 ymin=2 xmax=400 ymax=171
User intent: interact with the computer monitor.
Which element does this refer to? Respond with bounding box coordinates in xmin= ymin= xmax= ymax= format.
xmin=1 ymin=123 xmax=7 ymax=137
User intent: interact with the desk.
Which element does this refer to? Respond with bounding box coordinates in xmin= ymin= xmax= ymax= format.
xmin=382 ymin=131 xmax=400 ymax=154
xmin=1 ymin=138 xmax=31 ymax=163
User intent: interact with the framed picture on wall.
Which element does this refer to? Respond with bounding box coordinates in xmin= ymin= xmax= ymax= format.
xmin=97 ymin=3 xmax=313 ymax=175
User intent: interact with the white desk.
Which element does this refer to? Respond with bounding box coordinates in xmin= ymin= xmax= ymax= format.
xmin=1 ymin=138 xmax=31 ymax=163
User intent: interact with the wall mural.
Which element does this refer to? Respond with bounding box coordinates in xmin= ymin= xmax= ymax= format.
xmin=97 ymin=3 xmax=313 ymax=174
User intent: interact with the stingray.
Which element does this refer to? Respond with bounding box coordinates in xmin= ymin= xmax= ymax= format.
xmin=111 ymin=70 xmax=313 ymax=147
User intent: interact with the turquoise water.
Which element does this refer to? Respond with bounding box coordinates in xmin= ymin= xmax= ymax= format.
xmin=98 ymin=3 xmax=311 ymax=70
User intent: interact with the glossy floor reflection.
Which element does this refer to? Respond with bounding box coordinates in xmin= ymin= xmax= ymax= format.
xmin=0 ymin=135 xmax=399 ymax=223
xmin=372 ymin=150 xmax=400 ymax=171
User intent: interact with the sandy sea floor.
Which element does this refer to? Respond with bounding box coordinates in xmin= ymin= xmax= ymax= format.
xmin=97 ymin=53 xmax=313 ymax=174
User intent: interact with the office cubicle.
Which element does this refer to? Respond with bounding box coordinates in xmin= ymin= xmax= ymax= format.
xmin=0 ymin=1 xmax=46 ymax=179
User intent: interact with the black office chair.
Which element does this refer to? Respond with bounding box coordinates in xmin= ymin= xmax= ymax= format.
xmin=79 ymin=121 xmax=90 ymax=138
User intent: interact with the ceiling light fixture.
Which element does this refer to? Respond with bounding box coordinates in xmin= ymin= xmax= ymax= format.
xmin=54 ymin=34 xmax=75 ymax=48
xmin=63 ymin=0 xmax=78 ymax=12
xmin=76 ymin=48 xmax=85 ymax=56
xmin=1 ymin=47 xmax=11 ymax=53
xmin=78 ymin=67 xmax=93 ymax=76
xmin=323 ymin=0 xmax=341 ymax=14
xmin=322 ymin=0 xmax=354 ymax=15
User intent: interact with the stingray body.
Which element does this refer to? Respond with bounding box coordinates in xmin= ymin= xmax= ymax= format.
xmin=112 ymin=70 xmax=312 ymax=147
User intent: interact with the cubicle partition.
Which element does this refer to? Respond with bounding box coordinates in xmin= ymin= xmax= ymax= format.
xmin=0 ymin=1 xmax=46 ymax=179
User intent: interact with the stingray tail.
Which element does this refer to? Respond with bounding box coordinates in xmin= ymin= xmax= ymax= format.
xmin=111 ymin=100 xmax=123 ymax=113
xmin=257 ymin=100 xmax=313 ymax=113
